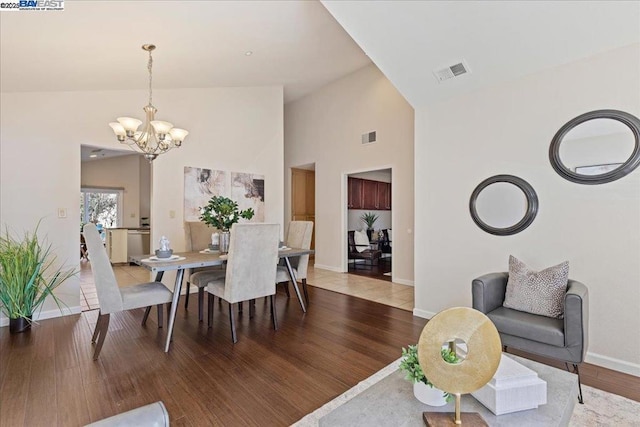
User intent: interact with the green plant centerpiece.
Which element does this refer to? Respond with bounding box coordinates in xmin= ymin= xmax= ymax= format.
xmin=400 ymin=344 xmax=460 ymax=405
xmin=360 ymin=212 xmax=379 ymax=231
xmin=199 ymin=196 xmax=255 ymax=254
xmin=0 ymin=223 xmax=76 ymax=333
xmin=199 ymin=196 xmax=255 ymax=231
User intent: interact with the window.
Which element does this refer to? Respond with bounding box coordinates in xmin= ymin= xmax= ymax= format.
xmin=80 ymin=188 xmax=124 ymax=229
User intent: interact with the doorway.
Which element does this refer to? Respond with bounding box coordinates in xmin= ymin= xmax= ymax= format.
xmin=80 ymin=145 xmax=151 ymax=311
xmin=291 ymin=164 xmax=315 ymax=253
xmin=346 ymin=168 xmax=392 ymax=281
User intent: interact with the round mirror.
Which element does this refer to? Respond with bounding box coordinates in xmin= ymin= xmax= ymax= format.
xmin=550 ymin=110 xmax=640 ymax=184
xmin=469 ymin=175 xmax=538 ymax=236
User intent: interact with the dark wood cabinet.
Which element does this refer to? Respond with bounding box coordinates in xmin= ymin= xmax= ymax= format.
xmin=348 ymin=177 xmax=391 ymax=210
xmin=377 ymin=181 xmax=391 ymax=209
xmin=362 ymin=179 xmax=378 ymax=209
xmin=348 ymin=177 xmax=363 ymax=209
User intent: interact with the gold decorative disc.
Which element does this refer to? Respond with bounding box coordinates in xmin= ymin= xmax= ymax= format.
xmin=417 ymin=307 xmax=501 ymax=395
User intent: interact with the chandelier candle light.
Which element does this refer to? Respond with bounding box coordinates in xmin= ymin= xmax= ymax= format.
xmin=109 ymin=44 xmax=188 ymax=162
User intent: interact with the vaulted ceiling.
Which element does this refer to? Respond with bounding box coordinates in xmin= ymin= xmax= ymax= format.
xmin=2 ymin=1 xmax=638 ymax=107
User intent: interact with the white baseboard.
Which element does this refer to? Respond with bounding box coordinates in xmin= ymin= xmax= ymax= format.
xmin=313 ymin=264 xmax=343 ymax=273
xmin=0 ymin=305 xmax=82 ymax=327
xmin=585 ymin=351 xmax=640 ymax=377
xmin=412 ymin=308 xmax=436 ymax=319
xmin=393 ymin=278 xmax=414 ymax=287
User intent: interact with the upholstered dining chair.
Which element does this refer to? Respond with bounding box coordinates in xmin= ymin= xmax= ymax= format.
xmin=276 ymin=221 xmax=313 ymax=304
xmin=183 ymin=221 xmax=225 ymax=321
xmin=83 ymin=223 xmax=174 ymax=360
xmin=472 ymin=272 xmax=589 ymax=403
xmin=205 ymin=223 xmax=280 ymax=343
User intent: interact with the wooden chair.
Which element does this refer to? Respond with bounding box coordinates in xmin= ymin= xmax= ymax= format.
xmin=348 ymin=230 xmax=381 ymax=269
xmin=276 ymin=221 xmax=313 ymax=305
xmin=83 ymin=223 xmax=173 ymax=360
xmin=205 ymin=223 xmax=280 ymax=343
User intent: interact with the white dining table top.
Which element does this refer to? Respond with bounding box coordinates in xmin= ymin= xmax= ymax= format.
xmin=129 ymin=248 xmax=314 ymax=272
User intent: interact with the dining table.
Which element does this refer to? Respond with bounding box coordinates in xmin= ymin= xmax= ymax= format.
xmin=129 ymin=247 xmax=314 ymax=352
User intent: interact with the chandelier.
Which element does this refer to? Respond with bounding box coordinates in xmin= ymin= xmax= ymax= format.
xmin=109 ymin=44 xmax=188 ymax=162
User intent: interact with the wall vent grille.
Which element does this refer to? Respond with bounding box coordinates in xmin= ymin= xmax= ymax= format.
xmin=361 ymin=131 xmax=377 ymax=144
xmin=433 ymin=60 xmax=471 ymax=83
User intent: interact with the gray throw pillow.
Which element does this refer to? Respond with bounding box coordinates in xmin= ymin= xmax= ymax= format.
xmin=504 ymin=255 xmax=569 ymax=318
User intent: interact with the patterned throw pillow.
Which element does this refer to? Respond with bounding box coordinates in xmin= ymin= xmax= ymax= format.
xmin=504 ymin=255 xmax=569 ymax=318
xmin=353 ymin=230 xmax=370 ymax=253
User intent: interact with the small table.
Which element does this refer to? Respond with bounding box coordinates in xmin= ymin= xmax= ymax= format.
xmin=129 ymin=247 xmax=314 ymax=352
xmin=319 ymin=354 xmax=578 ymax=426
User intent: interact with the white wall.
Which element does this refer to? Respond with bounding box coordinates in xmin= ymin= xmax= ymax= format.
xmin=415 ymin=45 xmax=640 ymax=375
xmin=1 ymin=85 xmax=283 ymax=319
xmin=81 ymin=154 xmax=144 ymax=228
xmin=285 ymin=64 xmax=414 ymax=284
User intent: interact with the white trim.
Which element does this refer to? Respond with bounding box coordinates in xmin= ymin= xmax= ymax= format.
xmin=585 ymin=351 xmax=640 ymax=377
xmin=413 ymin=307 xmax=437 ymax=319
xmin=313 ymin=263 xmax=343 ymax=273
xmin=393 ymin=278 xmax=414 ymax=287
xmin=0 ymin=305 xmax=82 ymax=327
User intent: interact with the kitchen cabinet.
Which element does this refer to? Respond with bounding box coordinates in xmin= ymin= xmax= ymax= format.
xmin=348 ymin=177 xmax=392 ymax=210
xmin=105 ymin=229 xmax=128 ymax=264
xmin=348 ymin=177 xmax=363 ymax=209
xmin=378 ymin=181 xmax=391 ymax=209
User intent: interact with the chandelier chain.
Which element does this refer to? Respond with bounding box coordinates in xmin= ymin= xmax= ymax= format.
xmin=147 ymin=50 xmax=153 ymax=106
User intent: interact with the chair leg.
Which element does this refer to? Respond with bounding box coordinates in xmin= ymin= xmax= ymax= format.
xmin=198 ymin=287 xmax=205 ymax=322
xmin=503 ymin=345 xmax=508 ymax=352
xmin=284 ymin=282 xmax=290 ymax=298
xmin=93 ymin=313 xmax=110 ymax=360
xmin=184 ymin=281 xmax=191 ymax=309
xmin=142 ymin=306 xmax=151 ymax=326
xmin=157 ymin=304 xmax=163 ymax=328
xmin=302 ymin=278 xmax=309 ymax=306
xmin=92 ymin=312 xmax=104 ymax=343
xmin=208 ymin=294 xmax=214 ymax=328
xmin=229 ymin=302 xmax=238 ymax=343
xmin=249 ymin=299 xmax=255 ymax=318
xmin=566 ymin=363 xmax=585 ymax=404
xmin=238 ymin=301 xmax=243 ymax=314
xmin=270 ymin=294 xmax=278 ymax=330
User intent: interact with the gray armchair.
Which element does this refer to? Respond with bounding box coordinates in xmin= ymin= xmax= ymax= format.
xmin=472 ymin=272 xmax=589 ymax=403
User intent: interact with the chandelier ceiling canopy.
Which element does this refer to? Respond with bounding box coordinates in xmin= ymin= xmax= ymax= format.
xmin=109 ymin=44 xmax=188 ymax=162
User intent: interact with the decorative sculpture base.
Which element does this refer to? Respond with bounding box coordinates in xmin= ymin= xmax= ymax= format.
xmin=423 ymin=412 xmax=488 ymax=426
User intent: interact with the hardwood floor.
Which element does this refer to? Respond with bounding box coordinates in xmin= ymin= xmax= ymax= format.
xmin=1 ymin=271 xmax=638 ymax=426
xmin=347 ymin=257 xmax=392 ymax=282
xmin=0 ymin=287 xmax=427 ymax=426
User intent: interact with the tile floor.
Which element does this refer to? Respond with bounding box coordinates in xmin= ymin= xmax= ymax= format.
xmin=79 ymin=261 xmax=415 ymax=312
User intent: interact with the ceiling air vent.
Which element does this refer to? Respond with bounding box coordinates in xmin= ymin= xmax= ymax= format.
xmin=433 ymin=60 xmax=471 ymax=83
xmin=361 ymin=131 xmax=377 ymax=145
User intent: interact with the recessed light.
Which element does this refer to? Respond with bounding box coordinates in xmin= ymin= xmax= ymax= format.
xmin=89 ymin=154 xmax=98 ymax=158
xmin=244 ymin=51 xmax=253 ymax=56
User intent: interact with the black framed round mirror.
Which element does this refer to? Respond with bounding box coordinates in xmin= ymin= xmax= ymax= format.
xmin=549 ymin=110 xmax=640 ymax=184
xmin=469 ymin=175 xmax=538 ymax=236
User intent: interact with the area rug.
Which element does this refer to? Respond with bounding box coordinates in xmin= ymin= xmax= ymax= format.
xmin=292 ymin=358 xmax=639 ymax=426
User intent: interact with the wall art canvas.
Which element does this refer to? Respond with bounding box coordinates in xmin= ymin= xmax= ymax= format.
xmin=231 ymin=172 xmax=265 ymax=222
xmin=184 ymin=167 xmax=228 ymax=221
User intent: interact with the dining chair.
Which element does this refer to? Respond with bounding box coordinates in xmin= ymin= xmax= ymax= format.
xmin=83 ymin=223 xmax=174 ymax=360
xmin=183 ymin=221 xmax=225 ymax=321
xmin=205 ymin=223 xmax=280 ymax=343
xmin=276 ymin=221 xmax=313 ymax=305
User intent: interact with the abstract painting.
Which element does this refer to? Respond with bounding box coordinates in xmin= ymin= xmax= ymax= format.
xmin=183 ymin=167 xmax=228 ymax=221
xmin=231 ymin=172 xmax=265 ymax=222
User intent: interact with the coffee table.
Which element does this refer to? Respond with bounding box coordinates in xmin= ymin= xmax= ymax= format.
xmin=320 ymin=354 xmax=578 ymax=426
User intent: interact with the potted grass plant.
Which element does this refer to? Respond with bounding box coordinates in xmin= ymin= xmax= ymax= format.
xmin=0 ymin=223 xmax=75 ymax=333
xmin=360 ymin=212 xmax=379 ymax=240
